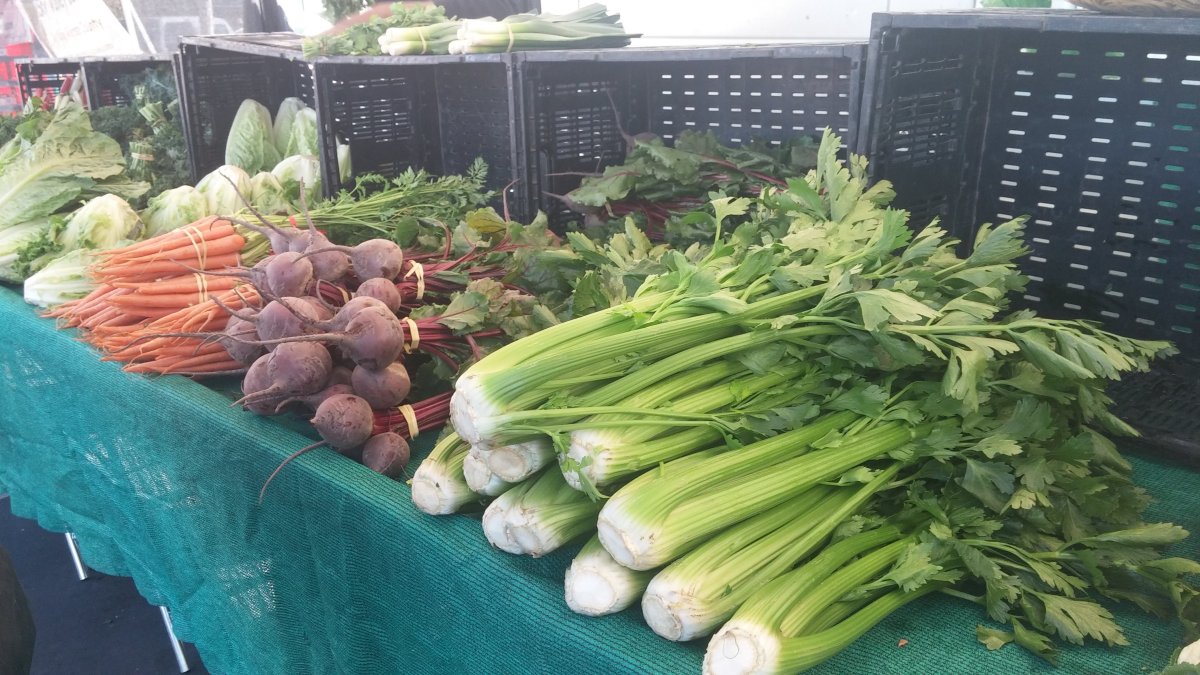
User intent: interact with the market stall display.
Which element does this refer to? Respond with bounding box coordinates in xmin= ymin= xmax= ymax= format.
xmin=6 ymin=8 xmax=1200 ymax=675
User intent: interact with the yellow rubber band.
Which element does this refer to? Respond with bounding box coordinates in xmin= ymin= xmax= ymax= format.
xmin=397 ymin=404 xmax=419 ymax=438
xmin=131 ymin=152 xmax=154 ymax=161
xmin=404 ymin=262 xmax=425 ymax=300
xmin=180 ymin=226 xmax=207 ymax=270
xmin=402 ymin=317 xmax=420 ymax=354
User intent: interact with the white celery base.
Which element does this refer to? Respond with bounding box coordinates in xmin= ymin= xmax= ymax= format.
xmin=702 ymin=620 xmax=781 ymax=675
xmin=596 ymin=504 xmax=659 ymax=571
xmin=410 ymin=460 xmax=473 ymax=515
xmin=642 ymin=575 xmax=716 ymax=641
xmin=486 ymin=438 xmax=554 ymax=482
xmin=482 ymin=498 xmax=524 ymax=554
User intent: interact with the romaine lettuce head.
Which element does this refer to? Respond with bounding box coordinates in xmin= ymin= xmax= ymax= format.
xmin=23 ymin=248 xmax=100 ymax=307
xmin=225 ymin=99 xmax=275 ymax=173
xmin=285 ymin=108 xmax=319 ymax=157
xmin=57 ymin=194 xmax=143 ymax=252
xmin=249 ymin=171 xmax=291 ymax=215
xmin=141 ymin=185 xmax=210 ymax=238
xmin=196 ymin=164 xmax=252 ymax=215
xmin=0 ymin=219 xmax=52 ymax=282
xmin=273 ymin=97 xmax=308 ymax=155
xmin=272 ymin=155 xmax=321 ymax=207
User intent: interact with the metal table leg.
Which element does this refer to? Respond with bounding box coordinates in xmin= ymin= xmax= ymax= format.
xmin=64 ymin=533 xmax=88 ymax=581
xmin=159 ymin=606 xmax=190 ymax=673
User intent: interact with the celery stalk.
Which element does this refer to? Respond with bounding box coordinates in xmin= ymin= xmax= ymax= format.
xmin=703 ymin=585 xmax=944 ymax=675
xmin=641 ymin=465 xmax=904 ymax=641
xmin=503 ymin=468 xmax=601 ymax=557
xmin=463 ymin=446 xmax=515 ymax=496
xmin=565 ymin=535 xmax=657 ymax=617
xmin=599 ymin=418 xmax=933 ymax=570
xmin=563 ymin=364 xmax=812 ymax=489
xmin=411 ymin=433 xmax=477 ymax=515
xmin=482 ymin=477 xmax=540 ymax=554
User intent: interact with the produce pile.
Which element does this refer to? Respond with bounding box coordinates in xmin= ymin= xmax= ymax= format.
xmin=0 ymin=101 xmax=155 ymax=293
xmin=410 ymin=130 xmax=1200 ymax=673
xmin=557 ymin=128 xmax=819 ymax=246
xmin=307 ymin=3 xmax=636 ymax=57
xmin=303 ymin=3 xmax=450 ymax=58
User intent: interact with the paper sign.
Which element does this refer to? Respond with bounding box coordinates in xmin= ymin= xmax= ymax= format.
xmin=14 ymin=0 xmax=140 ymax=57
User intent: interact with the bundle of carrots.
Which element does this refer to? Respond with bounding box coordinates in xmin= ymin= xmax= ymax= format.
xmin=44 ymin=217 xmax=270 ymax=376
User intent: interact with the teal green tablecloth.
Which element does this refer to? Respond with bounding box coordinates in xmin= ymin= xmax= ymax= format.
xmin=0 ymin=283 xmax=1197 ymax=675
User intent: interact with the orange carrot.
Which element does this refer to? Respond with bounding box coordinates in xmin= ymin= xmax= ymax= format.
xmin=162 ymin=350 xmax=239 ymax=374
xmin=94 ymin=253 xmax=242 ymax=278
xmin=112 ymin=275 xmax=241 ymax=295
xmin=97 ymin=218 xmax=226 ymax=258
xmin=112 ymin=234 xmax=245 ymax=266
xmin=109 ymin=293 xmax=213 ymax=309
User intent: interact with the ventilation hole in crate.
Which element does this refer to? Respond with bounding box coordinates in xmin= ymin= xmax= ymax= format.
xmin=1126 ymin=178 xmax=1145 ymax=185
xmin=1109 ymin=290 xmax=1125 ymax=297
xmin=750 ymin=74 xmax=761 ymax=79
xmin=684 ymin=74 xmax=694 ymax=79
xmin=1009 ymin=129 xmax=1025 ymax=136
xmin=1160 ymin=200 xmax=1178 ymax=207
xmin=1025 ymin=295 xmax=1042 ymax=302
xmin=1157 ymin=218 xmax=1174 ymax=225
xmin=712 ymin=74 xmax=722 ymax=79
xmin=1123 ymin=196 xmax=1142 ymax=203
xmin=1117 ymin=231 xmax=1135 ymax=237
xmin=730 ymin=74 xmax=741 ymax=79
xmin=1002 ymin=180 xmax=1017 ymax=186
xmin=1057 ymin=94 xmax=1074 ymax=100
xmin=1013 ymin=111 xmax=1029 ymax=117
xmin=1133 ymin=141 xmax=1152 ymax=148
xmin=1041 ymin=185 xmax=1057 ymax=192
xmin=1063 ymin=49 xmax=1080 ymax=56
xmin=1039 ymin=202 xmax=1056 ymax=209
xmin=1184 ymin=283 xmax=1200 ymax=291
xmin=1033 ymin=237 xmax=1050 ymax=244
xmin=1103 ymin=75 xmax=1121 ymax=81
xmin=1015 ymin=91 xmax=1031 ymax=97
xmin=1148 ymin=276 xmax=1165 ymax=283
xmin=1138 ymin=121 xmax=1156 ymax=128
xmin=1185 ymin=80 xmax=1200 ymax=86
xmin=1047 ymin=151 xmax=1063 ymax=158
xmin=1081 ymin=208 xmax=1098 ymax=214
xmin=1005 ymin=164 xmax=1020 ymax=170
xmin=1141 ymin=99 xmax=1159 ymax=106
xmin=1037 ymin=219 xmax=1053 ymax=226
xmin=1176 ymin=124 xmax=1193 ymax=131
xmin=1059 ymin=72 xmax=1076 ymax=79
xmin=732 ymin=108 xmax=743 ymax=112
xmin=1083 ymin=191 xmax=1100 ymax=197
xmin=1102 ymin=311 xmax=1121 ymax=318
xmin=1164 ymin=183 xmax=1182 ymax=191
xmin=1067 ymin=283 xmax=1085 ymax=290
xmin=1181 ymin=305 xmax=1197 ymax=313
xmin=1053 ymin=114 xmax=1070 ymax=120
xmin=771 ymin=108 xmax=782 ymax=114
xmin=1111 ymin=269 xmax=1128 ymax=277
xmin=1145 ymin=77 xmax=1165 ymax=84
xmin=1050 ymin=133 xmax=1067 ymax=140
xmin=1021 ymin=48 xmax=1037 ymax=54
xmin=1142 ymin=297 xmax=1162 ymax=305
xmin=998 ymin=213 xmax=1013 ymax=219
xmin=1029 ymin=274 xmax=1044 ymax=281
xmin=1181 ymin=103 xmax=1199 ymax=110
xmin=1089 ymin=156 xmax=1107 ymax=162
xmin=1007 ymin=148 xmax=1022 ymax=154
xmin=1114 ymin=251 xmax=1132 ymax=258
xmin=1120 ymin=213 xmax=1139 ymax=220
xmin=1150 ymin=256 xmax=1168 ymax=264
xmin=1130 ymin=160 xmax=1148 ymax=167
xmin=1000 ymin=196 xmax=1015 ymax=203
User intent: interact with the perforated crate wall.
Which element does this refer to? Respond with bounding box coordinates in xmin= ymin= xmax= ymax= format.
xmin=861 ymin=10 xmax=1200 ymax=357
xmin=82 ymin=58 xmax=173 ymax=108
xmin=179 ymin=44 xmax=315 ymax=184
xmin=16 ymin=60 xmax=80 ymax=107
xmin=517 ymin=45 xmax=866 ymax=228
xmin=312 ymin=58 xmax=520 ymax=203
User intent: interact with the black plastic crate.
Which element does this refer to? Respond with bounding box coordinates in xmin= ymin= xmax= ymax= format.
xmin=15 ymin=58 xmax=80 ymax=107
xmin=515 ymin=44 xmax=866 ymax=228
xmin=16 ymin=56 xmax=170 ymax=109
xmin=179 ymin=39 xmax=316 ymax=188
xmin=81 ymin=55 xmax=174 ymax=108
xmin=179 ymin=36 xmax=523 ymax=209
xmin=861 ymin=9 xmax=1200 ymax=353
xmin=859 ymin=9 xmax=1200 ymax=454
